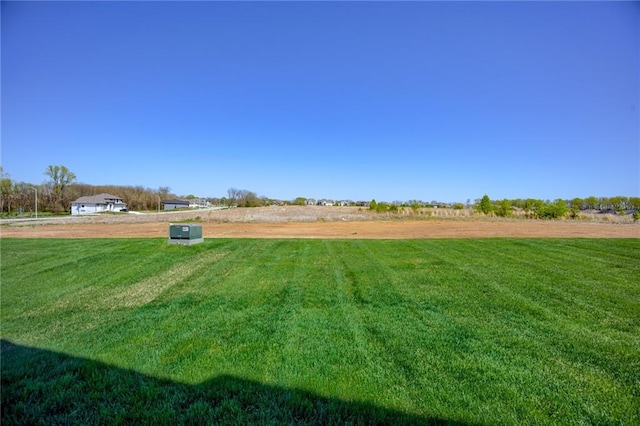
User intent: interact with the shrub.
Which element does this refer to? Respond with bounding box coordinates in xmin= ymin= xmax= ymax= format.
xmin=375 ymin=202 xmax=389 ymax=213
xmin=569 ymin=205 xmax=580 ymax=219
xmin=539 ymin=199 xmax=568 ymax=219
xmin=494 ymin=199 xmax=513 ymax=218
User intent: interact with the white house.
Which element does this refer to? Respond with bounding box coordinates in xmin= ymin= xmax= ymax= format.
xmin=71 ymin=193 xmax=127 ymax=215
xmin=189 ymin=198 xmax=210 ymax=209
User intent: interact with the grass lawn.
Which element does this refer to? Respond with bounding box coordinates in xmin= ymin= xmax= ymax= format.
xmin=1 ymin=238 xmax=638 ymax=424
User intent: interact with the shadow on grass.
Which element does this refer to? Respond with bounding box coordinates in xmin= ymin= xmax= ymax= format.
xmin=1 ymin=339 xmax=472 ymax=425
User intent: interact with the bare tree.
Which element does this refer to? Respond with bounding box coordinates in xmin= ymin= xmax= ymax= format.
xmin=0 ymin=167 xmax=13 ymax=213
xmin=227 ymin=188 xmax=244 ymax=207
xmin=158 ymin=186 xmax=171 ymax=198
xmin=226 ymin=188 xmax=265 ymax=207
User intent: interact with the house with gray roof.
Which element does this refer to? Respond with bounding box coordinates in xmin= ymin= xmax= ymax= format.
xmin=162 ymin=199 xmax=190 ymax=210
xmin=71 ymin=193 xmax=127 ymax=215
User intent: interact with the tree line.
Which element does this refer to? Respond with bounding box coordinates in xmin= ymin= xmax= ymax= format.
xmin=366 ymin=196 xmax=639 ymax=219
xmin=0 ymin=165 xmax=271 ymax=215
xmin=0 ymin=166 xmax=178 ymax=214
xmin=2 ymin=165 xmax=638 ymax=218
xmin=474 ymin=194 xmax=640 ymax=219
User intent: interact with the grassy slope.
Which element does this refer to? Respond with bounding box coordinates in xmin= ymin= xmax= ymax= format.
xmin=1 ymin=238 xmax=639 ymax=424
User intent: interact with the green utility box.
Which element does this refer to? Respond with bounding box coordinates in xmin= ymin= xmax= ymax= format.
xmin=168 ymin=224 xmax=204 ymax=245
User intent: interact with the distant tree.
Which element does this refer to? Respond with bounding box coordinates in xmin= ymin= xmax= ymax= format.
xmin=453 ymin=203 xmax=465 ymax=210
xmin=227 ymin=188 xmax=244 ymax=206
xmin=475 ymin=195 xmax=493 ymax=215
xmin=554 ymin=199 xmax=569 ymax=218
xmin=522 ymin=198 xmax=545 ymax=218
xmin=369 ymin=199 xmax=378 ymax=211
xmin=628 ymin=197 xmax=640 ymax=211
xmin=0 ymin=168 xmax=13 ymax=213
xmin=227 ymin=188 xmax=263 ymax=207
xmin=569 ymin=200 xmax=581 ymax=219
xmin=241 ymin=191 xmax=263 ymax=207
xmin=494 ymin=199 xmax=513 ymax=217
xmin=539 ymin=199 xmax=568 ymax=219
xmin=293 ymin=197 xmax=307 ymax=206
xmin=598 ymin=197 xmax=612 ymax=211
xmin=585 ymin=196 xmax=599 ymax=210
xmin=376 ymin=202 xmax=389 ymax=213
xmin=610 ymin=196 xmax=628 ymax=212
xmin=13 ymin=181 xmax=38 ymax=216
xmin=571 ymin=198 xmax=585 ymax=211
xmin=158 ymin=186 xmax=171 ymax=197
xmin=44 ymin=165 xmax=76 ymax=212
xmin=511 ymin=199 xmax=525 ymax=209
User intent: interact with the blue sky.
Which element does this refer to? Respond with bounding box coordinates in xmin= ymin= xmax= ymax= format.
xmin=2 ymin=1 xmax=638 ymax=202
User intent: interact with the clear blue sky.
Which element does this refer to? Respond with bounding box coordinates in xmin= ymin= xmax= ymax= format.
xmin=2 ymin=1 xmax=638 ymax=202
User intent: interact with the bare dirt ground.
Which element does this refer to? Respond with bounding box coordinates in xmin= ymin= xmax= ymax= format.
xmin=1 ymin=206 xmax=638 ymax=239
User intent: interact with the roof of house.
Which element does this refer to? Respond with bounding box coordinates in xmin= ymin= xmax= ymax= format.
xmin=72 ymin=193 xmax=124 ymax=204
xmin=163 ymin=199 xmax=190 ymax=205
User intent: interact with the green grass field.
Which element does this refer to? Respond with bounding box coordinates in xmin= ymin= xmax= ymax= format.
xmin=1 ymin=238 xmax=639 ymax=424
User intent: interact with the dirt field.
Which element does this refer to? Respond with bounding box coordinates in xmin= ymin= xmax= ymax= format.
xmin=1 ymin=206 xmax=638 ymax=239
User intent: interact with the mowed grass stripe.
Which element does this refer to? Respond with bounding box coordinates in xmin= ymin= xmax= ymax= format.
xmin=267 ymin=241 xmax=399 ymax=404
xmin=405 ymin=239 xmax=638 ymax=421
xmin=338 ymin=241 xmax=540 ymax=418
xmin=1 ymin=238 xmax=639 ymax=425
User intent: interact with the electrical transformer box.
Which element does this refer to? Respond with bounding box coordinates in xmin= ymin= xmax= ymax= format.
xmin=168 ymin=224 xmax=204 ymax=245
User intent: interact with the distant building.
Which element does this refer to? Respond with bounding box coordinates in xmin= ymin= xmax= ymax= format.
xmin=71 ymin=193 xmax=127 ymax=215
xmin=188 ymin=198 xmax=210 ymax=209
xmin=163 ymin=199 xmax=190 ymax=210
